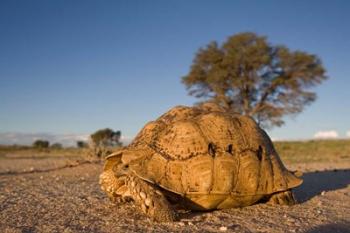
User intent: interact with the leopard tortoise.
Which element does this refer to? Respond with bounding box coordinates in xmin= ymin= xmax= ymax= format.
xmin=99 ymin=104 xmax=303 ymax=221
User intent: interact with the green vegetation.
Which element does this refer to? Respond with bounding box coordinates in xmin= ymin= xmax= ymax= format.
xmin=275 ymin=139 xmax=350 ymax=163
xmin=182 ymin=32 xmax=327 ymax=128
xmin=32 ymin=140 xmax=50 ymax=149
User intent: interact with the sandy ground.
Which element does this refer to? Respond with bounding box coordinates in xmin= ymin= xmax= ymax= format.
xmin=0 ymin=153 xmax=349 ymax=233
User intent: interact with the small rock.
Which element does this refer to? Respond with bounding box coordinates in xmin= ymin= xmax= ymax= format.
xmin=63 ymin=227 xmax=73 ymax=233
xmin=178 ymin=222 xmax=185 ymax=226
xmin=321 ymin=191 xmax=326 ymax=196
xmin=219 ymin=226 xmax=228 ymax=231
xmin=30 ymin=167 xmax=35 ymax=171
xmin=40 ymin=176 xmax=43 ymax=180
xmin=188 ymin=221 xmax=194 ymax=226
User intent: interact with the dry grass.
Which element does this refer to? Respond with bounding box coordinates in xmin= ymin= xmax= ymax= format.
xmin=0 ymin=145 xmax=84 ymax=159
xmin=1 ymin=139 xmax=350 ymax=164
xmin=275 ymin=139 xmax=350 ymax=164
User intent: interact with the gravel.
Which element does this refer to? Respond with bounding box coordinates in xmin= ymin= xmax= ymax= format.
xmin=0 ymin=155 xmax=349 ymax=233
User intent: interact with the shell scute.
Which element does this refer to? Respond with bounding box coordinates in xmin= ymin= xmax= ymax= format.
xmin=211 ymin=154 xmax=239 ymax=193
xmin=184 ymin=155 xmax=213 ymax=193
xmin=153 ymin=120 xmax=208 ymax=160
xmin=197 ymin=112 xmax=244 ymax=152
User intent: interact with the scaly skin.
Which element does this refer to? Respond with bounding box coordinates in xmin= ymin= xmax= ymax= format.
xmin=99 ymin=170 xmax=130 ymax=203
xmin=267 ymin=190 xmax=297 ymax=205
xmin=100 ymin=169 xmax=177 ymax=222
xmin=126 ymin=174 xmax=177 ymax=222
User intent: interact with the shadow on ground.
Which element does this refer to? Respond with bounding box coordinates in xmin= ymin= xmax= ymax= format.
xmin=305 ymin=222 xmax=350 ymax=233
xmin=294 ymin=169 xmax=350 ymax=202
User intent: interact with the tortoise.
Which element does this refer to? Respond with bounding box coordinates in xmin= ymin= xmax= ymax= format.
xmin=99 ymin=104 xmax=303 ymax=221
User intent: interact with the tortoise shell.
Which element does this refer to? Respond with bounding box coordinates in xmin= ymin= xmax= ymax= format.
xmin=105 ymin=105 xmax=302 ymax=210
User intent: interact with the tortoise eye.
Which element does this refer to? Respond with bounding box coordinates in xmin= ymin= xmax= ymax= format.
xmin=227 ymin=144 xmax=233 ymax=154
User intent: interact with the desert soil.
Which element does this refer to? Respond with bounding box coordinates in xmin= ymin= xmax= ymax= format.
xmin=0 ymin=153 xmax=349 ymax=233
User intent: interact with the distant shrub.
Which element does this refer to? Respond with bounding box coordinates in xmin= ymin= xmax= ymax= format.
xmin=32 ymin=140 xmax=50 ymax=149
xmin=50 ymin=143 xmax=63 ymax=149
xmin=86 ymin=128 xmax=123 ymax=159
xmin=76 ymin=140 xmax=88 ymax=148
xmin=86 ymin=145 xmax=113 ymax=159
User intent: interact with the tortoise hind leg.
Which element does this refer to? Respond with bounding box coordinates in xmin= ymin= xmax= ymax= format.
xmin=266 ymin=190 xmax=297 ymax=205
xmin=126 ymin=174 xmax=177 ymax=222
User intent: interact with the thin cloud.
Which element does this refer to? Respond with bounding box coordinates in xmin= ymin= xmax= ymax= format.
xmin=314 ymin=130 xmax=339 ymax=139
xmin=346 ymin=130 xmax=350 ymax=138
xmin=120 ymin=135 xmax=133 ymax=145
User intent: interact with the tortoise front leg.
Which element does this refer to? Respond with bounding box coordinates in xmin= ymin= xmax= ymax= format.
xmin=126 ymin=174 xmax=177 ymax=222
xmin=99 ymin=170 xmax=130 ymax=203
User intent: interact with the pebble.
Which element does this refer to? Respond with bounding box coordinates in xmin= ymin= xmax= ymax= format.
xmin=321 ymin=191 xmax=326 ymax=196
xmin=219 ymin=226 xmax=228 ymax=231
xmin=178 ymin=222 xmax=185 ymax=226
xmin=287 ymin=218 xmax=295 ymax=223
xmin=145 ymin=198 xmax=152 ymax=207
xmin=140 ymin=191 xmax=146 ymax=199
xmin=63 ymin=227 xmax=73 ymax=233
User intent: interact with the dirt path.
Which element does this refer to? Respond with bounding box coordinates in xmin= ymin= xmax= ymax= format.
xmin=0 ymin=155 xmax=349 ymax=233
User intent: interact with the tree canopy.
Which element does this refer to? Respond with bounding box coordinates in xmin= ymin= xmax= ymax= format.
xmin=90 ymin=128 xmax=122 ymax=147
xmin=182 ymin=32 xmax=327 ymax=128
xmin=32 ymin=140 xmax=50 ymax=149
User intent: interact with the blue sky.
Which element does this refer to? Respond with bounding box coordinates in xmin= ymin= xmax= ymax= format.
xmin=0 ymin=0 xmax=349 ymax=145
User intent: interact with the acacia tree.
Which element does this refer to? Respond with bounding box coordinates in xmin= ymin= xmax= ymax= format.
xmin=182 ymin=32 xmax=327 ymax=128
xmin=90 ymin=128 xmax=122 ymax=147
